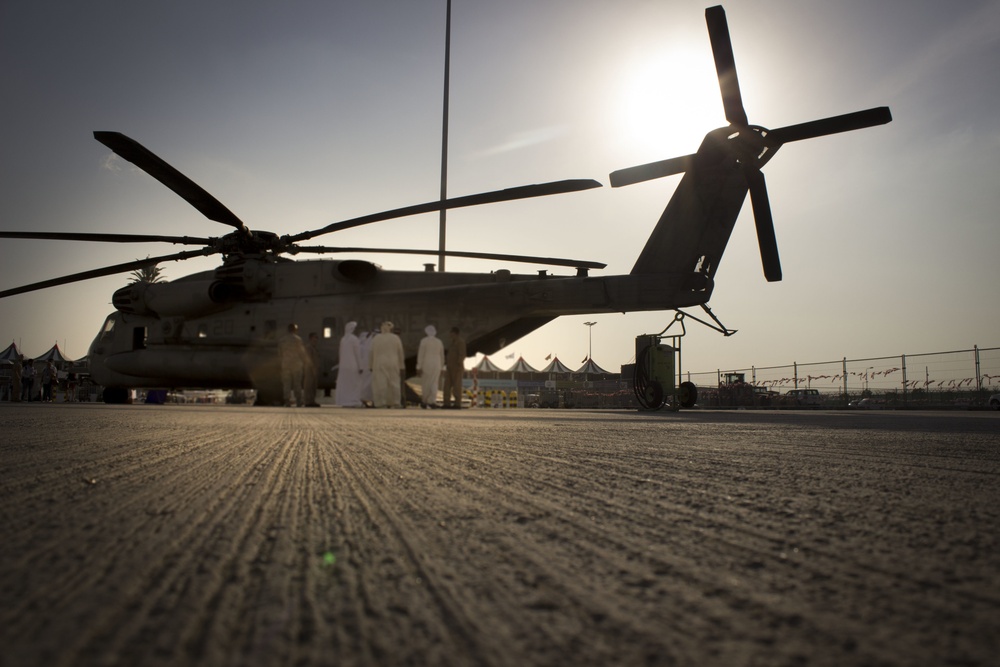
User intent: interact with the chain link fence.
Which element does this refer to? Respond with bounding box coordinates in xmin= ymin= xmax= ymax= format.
xmin=684 ymin=345 xmax=1000 ymax=409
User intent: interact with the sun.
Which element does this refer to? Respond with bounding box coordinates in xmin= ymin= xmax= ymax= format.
xmin=618 ymin=44 xmax=726 ymax=159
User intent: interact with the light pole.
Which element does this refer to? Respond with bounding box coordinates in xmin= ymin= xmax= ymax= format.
xmin=437 ymin=0 xmax=452 ymax=272
xmin=583 ymin=321 xmax=596 ymax=362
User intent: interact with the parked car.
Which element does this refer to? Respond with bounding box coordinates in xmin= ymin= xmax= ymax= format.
xmin=990 ymin=393 xmax=1000 ymax=411
xmin=784 ymin=388 xmax=822 ymax=408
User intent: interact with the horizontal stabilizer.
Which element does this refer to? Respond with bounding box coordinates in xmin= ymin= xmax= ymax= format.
xmin=609 ymin=155 xmax=694 ymax=188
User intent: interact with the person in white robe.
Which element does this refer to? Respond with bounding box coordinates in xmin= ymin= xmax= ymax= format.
xmin=416 ymin=324 xmax=445 ymax=409
xmin=335 ymin=322 xmax=364 ymax=407
xmin=369 ymin=321 xmax=405 ymax=408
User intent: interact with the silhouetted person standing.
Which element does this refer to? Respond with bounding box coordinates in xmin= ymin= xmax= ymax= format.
xmin=369 ymin=321 xmax=404 ymax=408
xmin=442 ymin=327 xmax=466 ymax=409
xmin=11 ymin=356 xmax=22 ymax=403
xmin=335 ymin=322 xmax=364 ymax=407
xmin=304 ymin=332 xmax=320 ymax=407
xmin=278 ymin=324 xmax=309 ymax=407
xmin=22 ymin=359 xmax=35 ymax=401
xmin=416 ymin=324 xmax=445 ymax=409
xmin=41 ymin=360 xmax=56 ymax=402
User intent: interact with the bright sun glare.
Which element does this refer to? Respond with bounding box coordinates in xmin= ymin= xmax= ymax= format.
xmin=619 ymin=45 xmax=726 ymax=159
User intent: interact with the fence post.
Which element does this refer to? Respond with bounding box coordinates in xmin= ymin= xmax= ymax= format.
xmin=842 ymin=357 xmax=848 ymax=400
xmin=975 ymin=345 xmax=981 ymax=393
xmin=901 ymin=354 xmax=907 ymax=407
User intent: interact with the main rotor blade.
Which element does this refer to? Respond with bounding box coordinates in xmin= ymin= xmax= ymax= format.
xmin=766 ymin=107 xmax=893 ymax=145
xmin=744 ymin=167 xmax=782 ymax=282
xmin=94 ymin=131 xmax=249 ymax=233
xmin=0 ymin=247 xmax=218 ymax=299
xmin=706 ymin=5 xmax=749 ymax=127
xmin=291 ymin=245 xmax=606 ymax=270
xmin=286 ymin=179 xmax=602 ymax=244
xmin=609 ymin=155 xmax=694 ymax=188
xmin=0 ymin=231 xmax=213 ymax=245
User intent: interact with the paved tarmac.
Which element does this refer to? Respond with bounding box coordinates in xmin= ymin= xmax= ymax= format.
xmin=1 ymin=404 xmax=997 ymax=666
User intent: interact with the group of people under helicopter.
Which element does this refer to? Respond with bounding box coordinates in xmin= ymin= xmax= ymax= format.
xmin=276 ymin=321 xmax=467 ymax=409
xmin=2 ymin=356 xmax=72 ymax=403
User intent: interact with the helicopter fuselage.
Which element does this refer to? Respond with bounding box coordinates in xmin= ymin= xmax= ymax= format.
xmin=87 ymin=255 xmax=715 ymax=396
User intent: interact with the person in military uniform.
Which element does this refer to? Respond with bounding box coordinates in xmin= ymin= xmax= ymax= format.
xmin=278 ymin=323 xmax=309 ymax=407
xmin=303 ymin=332 xmax=321 ymax=407
xmin=442 ymin=327 xmax=467 ymax=409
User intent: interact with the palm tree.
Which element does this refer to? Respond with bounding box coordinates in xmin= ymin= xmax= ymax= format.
xmin=128 ymin=259 xmax=165 ymax=284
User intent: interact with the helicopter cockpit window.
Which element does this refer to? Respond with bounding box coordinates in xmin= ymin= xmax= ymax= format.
xmin=101 ymin=316 xmax=116 ymax=340
xmin=322 ymin=317 xmax=337 ymax=339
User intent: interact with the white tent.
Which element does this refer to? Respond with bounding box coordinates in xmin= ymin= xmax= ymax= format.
xmin=0 ymin=341 xmax=20 ymax=361
xmin=473 ymin=355 xmax=504 ymax=372
xmin=35 ymin=343 xmax=73 ymax=367
xmin=540 ymin=356 xmax=572 ymax=374
xmin=575 ymin=357 xmax=611 ymax=374
xmin=506 ymin=356 xmax=539 ymax=374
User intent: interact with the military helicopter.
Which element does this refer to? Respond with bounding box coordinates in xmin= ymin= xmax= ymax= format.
xmin=0 ymin=5 xmax=890 ymax=404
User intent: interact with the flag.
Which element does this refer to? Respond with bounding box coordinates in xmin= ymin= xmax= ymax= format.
xmin=581 ymin=356 xmax=588 ymax=363
xmin=545 ymin=354 xmax=552 ymax=360
xmin=505 ymin=352 xmax=515 ymax=360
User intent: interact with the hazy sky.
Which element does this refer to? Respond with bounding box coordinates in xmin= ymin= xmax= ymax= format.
xmin=2 ymin=0 xmax=998 ymax=375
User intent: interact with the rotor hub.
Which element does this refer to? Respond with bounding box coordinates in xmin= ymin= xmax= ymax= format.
xmin=216 ymin=229 xmax=283 ymax=258
xmin=724 ymin=125 xmax=775 ymax=169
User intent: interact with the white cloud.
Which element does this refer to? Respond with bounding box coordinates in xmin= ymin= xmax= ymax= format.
xmin=100 ymin=153 xmax=122 ymax=171
xmin=475 ymin=125 xmax=569 ymax=158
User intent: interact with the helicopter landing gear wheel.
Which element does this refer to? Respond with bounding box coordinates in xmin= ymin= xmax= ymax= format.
xmin=643 ymin=381 xmax=664 ymax=409
xmin=633 ymin=343 xmax=668 ymax=411
xmin=253 ymin=384 xmax=284 ymax=407
xmin=679 ymin=381 xmax=698 ymax=409
xmin=102 ymin=387 xmax=131 ymax=404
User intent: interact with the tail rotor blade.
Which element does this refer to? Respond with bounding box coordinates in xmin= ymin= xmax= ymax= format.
xmin=744 ymin=167 xmax=782 ymax=282
xmin=706 ymin=5 xmax=749 ymax=126
xmin=609 ymin=155 xmax=694 ymax=188
xmin=766 ymin=107 xmax=893 ymax=145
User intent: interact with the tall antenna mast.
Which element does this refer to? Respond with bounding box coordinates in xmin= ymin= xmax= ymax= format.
xmin=437 ymin=0 xmax=452 ymax=271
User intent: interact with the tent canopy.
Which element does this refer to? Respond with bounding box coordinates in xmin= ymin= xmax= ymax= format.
xmin=506 ymin=356 xmax=539 ymax=373
xmin=473 ymin=355 xmax=504 ymax=372
xmin=540 ymin=356 xmax=572 ymax=374
xmin=35 ymin=343 xmax=73 ymax=365
xmin=0 ymin=342 xmax=20 ymax=361
xmin=576 ymin=357 xmax=611 ymax=374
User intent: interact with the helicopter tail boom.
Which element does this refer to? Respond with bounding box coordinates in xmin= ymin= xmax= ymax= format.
xmin=629 ymin=130 xmax=749 ymax=280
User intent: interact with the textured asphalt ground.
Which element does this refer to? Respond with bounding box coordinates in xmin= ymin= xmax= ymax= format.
xmin=1 ymin=404 xmax=997 ymax=666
